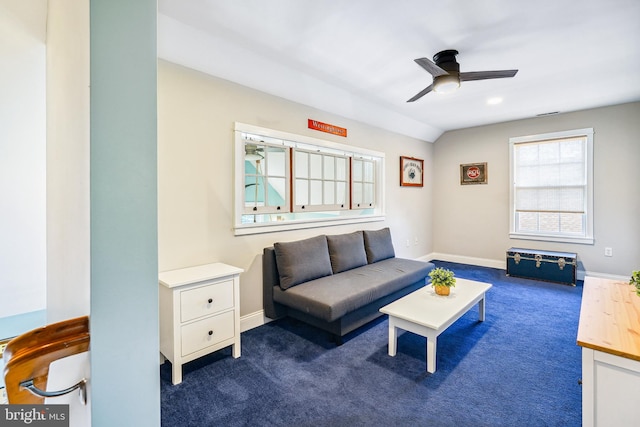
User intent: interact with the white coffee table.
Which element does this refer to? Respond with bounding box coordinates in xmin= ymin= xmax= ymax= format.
xmin=380 ymin=278 xmax=492 ymax=373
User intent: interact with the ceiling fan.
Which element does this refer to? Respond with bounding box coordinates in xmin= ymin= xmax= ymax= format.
xmin=407 ymin=49 xmax=518 ymax=102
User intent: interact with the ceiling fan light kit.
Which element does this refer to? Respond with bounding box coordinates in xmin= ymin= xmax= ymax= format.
xmin=244 ymin=144 xmax=264 ymax=161
xmin=433 ymin=74 xmax=460 ymax=94
xmin=408 ymin=49 xmax=518 ymax=101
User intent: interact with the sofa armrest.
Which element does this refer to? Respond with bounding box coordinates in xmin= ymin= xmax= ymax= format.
xmin=263 ymin=247 xmax=287 ymax=319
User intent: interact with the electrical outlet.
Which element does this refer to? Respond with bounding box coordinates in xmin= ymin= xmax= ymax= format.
xmin=414 ymin=236 xmax=418 ymax=245
xmin=405 ymin=239 xmax=410 ymax=247
xmin=604 ymin=247 xmax=613 ymax=257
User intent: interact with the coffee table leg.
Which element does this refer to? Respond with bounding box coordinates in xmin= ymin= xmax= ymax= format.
xmin=426 ymin=335 xmax=436 ymax=373
xmin=479 ymin=294 xmax=486 ymax=322
xmin=388 ymin=318 xmax=397 ymax=356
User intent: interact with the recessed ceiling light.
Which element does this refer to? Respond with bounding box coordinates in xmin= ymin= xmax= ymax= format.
xmin=487 ymin=97 xmax=503 ymax=105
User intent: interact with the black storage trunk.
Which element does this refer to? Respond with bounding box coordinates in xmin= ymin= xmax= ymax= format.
xmin=506 ymin=247 xmax=577 ymax=286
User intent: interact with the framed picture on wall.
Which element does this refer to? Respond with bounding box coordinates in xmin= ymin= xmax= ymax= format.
xmin=460 ymin=162 xmax=488 ymax=185
xmin=400 ymin=156 xmax=424 ymax=187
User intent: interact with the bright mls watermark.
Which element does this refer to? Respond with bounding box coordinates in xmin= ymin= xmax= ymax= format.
xmin=0 ymin=405 xmax=69 ymax=427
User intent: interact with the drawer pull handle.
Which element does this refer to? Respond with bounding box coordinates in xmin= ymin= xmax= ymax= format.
xmin=208 ymin=298 xmax=213 ymax=304
xmin=208 ymin=330 xmax=213 ymax=336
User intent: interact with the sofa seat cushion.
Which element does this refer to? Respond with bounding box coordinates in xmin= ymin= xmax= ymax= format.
xmin=273 ymin=258 xmax=432 ymax=323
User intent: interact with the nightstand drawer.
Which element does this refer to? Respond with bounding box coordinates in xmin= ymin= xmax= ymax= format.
xmin=181 ymin=311 xmax=235 ymax=356
xmin=180 ymin=280 xmax=234 ymax=322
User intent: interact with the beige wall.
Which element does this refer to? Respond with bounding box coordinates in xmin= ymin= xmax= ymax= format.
xmin=46 ymin=0 xmax=90 ymax=323
xmin=433 ymin=102 xmax=640 ymax=277
xmin=158 ymin=61 xmax=434 ymax=317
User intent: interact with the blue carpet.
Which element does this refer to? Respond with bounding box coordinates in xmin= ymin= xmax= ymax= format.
xmin=161 ymin=261 xmax=583 ymax=426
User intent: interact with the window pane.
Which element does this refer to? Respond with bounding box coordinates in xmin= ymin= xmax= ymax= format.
xmin=324 ymin=181 xmax=335 ymax=205
xmin=364 ymin=161 xmax=374 ymax=182
xmin=266 ymin=148 xmax=286 ymax=176
xmin=336 ymin=158 xmax=347 ymax=180
xmin=538 ymin=212 xmax=560 ymax=233
xmin=295 ymin=151 xmax=308 ymax=178
xmin=364 ymin=183 xmax=374 ymax=205
xmin=310 ymin=180 xmax=322 ymax=204
xmin=245 ymin=176 xmax=265 ymax=207
xmin=352 ymin=182 xmax=363 ymax=205
xmin=244 ymin=176 xmax=258 ymax=205
xmin=336 ymin=182 xmax=347 ymax=205
xmin=267 ymin=177 xmax=286 ymax=207
xmin=353 ymin=160 xmax=363 ymax=181
xmin=517 ymin=212 xmax=538 ymax=232
xmin=324 ymin=156 xmax=335 ymax=179
xmin=310 ymin=153 xmax=322 ymax=179
xmin=560 ymin=213 xmax=583 ymax=234
xmin=295 ymin=179 xmax=308 ymax=205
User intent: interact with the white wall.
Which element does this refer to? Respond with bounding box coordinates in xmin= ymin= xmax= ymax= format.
xmin=433 ymin=102 xmax=640 ymax=277
xmin=0 ymin=0 xmax=47 ymax=318
xmin=46 ymin=0 xmax=91 ymax=323
xmin=158 ymin=60 xmax=434 ymax=317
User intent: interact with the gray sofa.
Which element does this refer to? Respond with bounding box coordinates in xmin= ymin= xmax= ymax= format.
xmin=263 ymin=228 xmax=435 ymax=344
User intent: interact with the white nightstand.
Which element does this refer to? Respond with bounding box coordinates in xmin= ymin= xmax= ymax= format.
xmin=159 ymin=262 xmax=243 ymax=385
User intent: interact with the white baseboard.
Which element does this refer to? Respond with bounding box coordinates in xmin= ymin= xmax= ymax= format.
xmin=580 ymin=271 xmax=629 ymax=281
xmin=240 ymin=310 xmax=269 ymax=333
xmin=420 ymin=252 xmax=627 ymax=283
xmin=423 ymin=252 xmax=506 ymax=270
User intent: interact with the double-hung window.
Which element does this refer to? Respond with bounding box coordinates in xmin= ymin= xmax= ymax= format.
xmin=509 ymin=128 xmax=594 ymax=244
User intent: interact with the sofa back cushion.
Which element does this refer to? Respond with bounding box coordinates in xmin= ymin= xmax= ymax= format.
xmin=326 ymin=231 xmax=368 ymax=274
xmin=363 ymin=228 xmax=396 ymax=263
xmin=274 ymin=235 xmax=333 ymax=290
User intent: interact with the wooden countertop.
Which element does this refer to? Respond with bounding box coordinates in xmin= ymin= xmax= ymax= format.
xmin=577 ymin=276 xmax=640 ymax=361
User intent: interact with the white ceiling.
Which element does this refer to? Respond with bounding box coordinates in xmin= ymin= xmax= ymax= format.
xmin=158 ymin=0 xmax=640 ymax=142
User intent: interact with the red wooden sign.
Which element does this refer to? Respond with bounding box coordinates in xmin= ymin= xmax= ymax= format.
xmin=308 ymin=119 xmax=347 ymax=137
xmin=466 ymin=166 xmax=481 ymax=179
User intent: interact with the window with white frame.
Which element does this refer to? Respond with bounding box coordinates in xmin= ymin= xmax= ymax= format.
xmin=243 ymin=142 xmax=290 ymax=215
xmin=351 ymin=157 xmax=376 ymax=209
xmin=292 ymin=149 xmax=350 ymax=212
xmin=509 ymin=128 xmax=594 ymax=244
xmin=235 ymin=122 xmax=385 ymax=235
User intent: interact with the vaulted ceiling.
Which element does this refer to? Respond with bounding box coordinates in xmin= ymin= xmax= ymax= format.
xmin=159 ymin=1 xmax=640 ymax=142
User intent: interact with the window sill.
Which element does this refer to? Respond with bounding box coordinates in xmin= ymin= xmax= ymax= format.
xmin=234 ymin=215 xmax=385 ymax=236
xmin=509 ymin=232 xmax=594 ymax=245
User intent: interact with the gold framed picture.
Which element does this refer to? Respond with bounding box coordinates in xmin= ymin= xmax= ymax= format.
xmin=460 ymin=162 xmax=488 ymax=185
xmin=400 ymin=156 xmax=424 ymax=187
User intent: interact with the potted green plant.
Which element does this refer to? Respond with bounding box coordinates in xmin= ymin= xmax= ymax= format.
xmin=630 ymin=270 xmax=640 ymax=297
xmin=429 ymin=267 xmax=456 ymax=296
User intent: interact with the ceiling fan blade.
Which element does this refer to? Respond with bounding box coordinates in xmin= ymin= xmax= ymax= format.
xmin=459 ymin=70 xmax=518 ymax=82
xmin=414 ymin=58 xmax=449 ymax=77
xmin=407 ymin=84 xmax=434 ymax=102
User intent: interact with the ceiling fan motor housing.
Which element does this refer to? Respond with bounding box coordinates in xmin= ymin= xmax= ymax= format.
xmin=433 ymin=50 xmax=460 ymax=74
